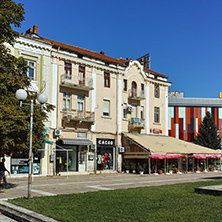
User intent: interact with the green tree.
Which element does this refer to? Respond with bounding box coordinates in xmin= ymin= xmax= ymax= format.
xmin=0 ymin=0 xmax=54 ymax=157
xmin=196 ymin=111 xmax=221 ymax=149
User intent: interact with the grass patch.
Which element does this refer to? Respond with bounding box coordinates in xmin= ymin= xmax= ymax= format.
xmin=9 ymin=180 xmax=222 ymax=222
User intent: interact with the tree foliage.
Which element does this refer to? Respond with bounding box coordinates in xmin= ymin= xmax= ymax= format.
xmin=195 ymin=111 xmax=221 ymax=150
xmin=0 ymin=0 xmax=54 ymax=157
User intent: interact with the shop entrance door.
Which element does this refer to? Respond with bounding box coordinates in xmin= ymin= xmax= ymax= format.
xmin=78 ymin=151 xmax=86 ymax=172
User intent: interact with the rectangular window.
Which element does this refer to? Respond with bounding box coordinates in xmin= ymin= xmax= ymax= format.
xmin=79 ymin=66 xmax=85 ymax=86
xmin=104 ymin=72 xmax=110 ymax=88
xmin=141 ymin=83 xmax=144 ymax=92
xmin=63 ymin=92 xmax=71 ymax=111
xmin=26 ymin=60 xmax=36 ymax=80
xmin=123 ymin=103 xmax=127 ymax=119
xmin=141 ymin=106 xmax=144 ymax=119
xmin=103 ymin=99 xmax=110 ymax=116
xmin=77 ymin=95 xmax=84 ymax=111
xmin=154 ymin=84 xmax=160 ymax=98
xmin=65 ymin=62 xmax=72 ymax=79
xmin=123 ymin=79 xmax=127 ymax=91
xmin=154 ymin=107 xmax=160 ymax=123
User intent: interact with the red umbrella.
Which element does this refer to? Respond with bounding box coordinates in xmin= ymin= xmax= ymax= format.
xmin=149 ymin=154 xmax=164 ymax=174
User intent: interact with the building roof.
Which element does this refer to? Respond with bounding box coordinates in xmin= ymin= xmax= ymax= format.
xmin=169 ymin=97 xmax=222 ymax=107
xmin=40 ymin=36 xmax=168 ymax=78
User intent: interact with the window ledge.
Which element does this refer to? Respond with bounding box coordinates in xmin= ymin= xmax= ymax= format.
xmin=153 ymin=122 xmax=161 ymax=125
xmin=122 ymin=118 xmax=128 ymax=121
xmin=101 ymin=116 xmax=112 ymax=119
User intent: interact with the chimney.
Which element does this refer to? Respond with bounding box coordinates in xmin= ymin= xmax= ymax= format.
xmin=25 ymin=28 xmax=33 ymax=34
xmin=33 ymin=25 xmax=38 ymax=34
xmin=100 ymin=51 xmax=105 ymax=55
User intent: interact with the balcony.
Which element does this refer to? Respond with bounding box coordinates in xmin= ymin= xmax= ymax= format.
xmin=60 ymin=74 xmax=93 ymax=91
xmin=62 ymin=109 xmax=95 ymax=123
xmin=128 ymin=89 xmax=145 ymax=100
xmin=128 ymin=118 xmax=145 ymax=130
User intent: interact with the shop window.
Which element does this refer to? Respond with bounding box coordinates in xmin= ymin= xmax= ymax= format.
xmin=154 ymin=107 xmax=160 ymax=123
xmin=104 ymin=72 xmax=110 ymax=88
xmin=154 ymin=84 xmax=160 ymax=98
xmin=63 ymin=92 xmax=71 ymax=111
xmin=26 ymin=60 xmax=36 ymax=80
xmin=65 ymin=62 xmax=72 ymax=79
xmin=103 ymin=99 xmax=110 ymax=116
xmin=123 ymin=79 xmax=127 ymax=91
xmin=97 ymin=147 xmax=113 ymax=170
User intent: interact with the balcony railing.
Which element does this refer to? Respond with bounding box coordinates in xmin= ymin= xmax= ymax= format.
xmin=128 ymin=89 xmax=145 ymax=100
xmin=60 ymin=74 xmax=93 ymax=91
xmin=62 ymin=109 xmax=95 ymax=122
xmin=129 ymin=117 xmax=145 ymax=128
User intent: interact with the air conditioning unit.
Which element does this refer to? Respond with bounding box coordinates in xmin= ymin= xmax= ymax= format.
xmin=54 ymin=129 xmax=62 ymax=136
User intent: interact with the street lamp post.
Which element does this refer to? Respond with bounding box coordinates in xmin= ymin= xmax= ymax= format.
xmin=16 ymin=89 xmax=48 ymax=199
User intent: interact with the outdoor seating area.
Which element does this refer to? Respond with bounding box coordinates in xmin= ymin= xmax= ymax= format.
xmin=123 ymin=154 xmax=222 ymax=175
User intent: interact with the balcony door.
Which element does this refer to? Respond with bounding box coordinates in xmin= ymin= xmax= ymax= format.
xmin=131 ymin=81 xmax=137 ymax=97
xmin=79 ymin=66 xmax=85 ymax=86
xmin=131 ymin=104 xmax=137 ymax=118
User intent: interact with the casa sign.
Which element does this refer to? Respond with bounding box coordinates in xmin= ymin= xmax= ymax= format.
xmin=97 ymin=138 xmax=115 ymax=147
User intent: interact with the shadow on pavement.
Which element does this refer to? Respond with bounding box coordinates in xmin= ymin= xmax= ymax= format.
xmin=0 ymin=183 xmax=18 ymax=190
xmin=201 ymin=176 xmax=222 ymax=180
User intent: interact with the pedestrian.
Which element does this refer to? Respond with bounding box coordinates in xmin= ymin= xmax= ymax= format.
xmin=0 ymin=158 xmax=10 ymax=188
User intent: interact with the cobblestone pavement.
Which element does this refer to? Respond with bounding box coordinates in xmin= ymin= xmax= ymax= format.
xmin=1 ymin=171 xmax=222 ymax=200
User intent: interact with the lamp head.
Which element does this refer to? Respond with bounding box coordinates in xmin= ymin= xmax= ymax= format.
xmin=37 ymin=93 xmax=48 ymax=104
xmin=16 ymin=89 xmax=28 ymax=101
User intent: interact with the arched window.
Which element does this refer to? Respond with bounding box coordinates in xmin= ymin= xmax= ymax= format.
xmin=131 ymin=81 xmax=137 ymax=97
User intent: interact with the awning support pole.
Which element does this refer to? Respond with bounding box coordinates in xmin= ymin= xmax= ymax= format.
xmin=164 ymin=158 xmax=166 ymax=174
xmin=148 ymin=157 xmax=151 ymax=175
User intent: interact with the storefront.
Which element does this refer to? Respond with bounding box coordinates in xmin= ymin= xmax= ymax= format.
xmin=56 ymin=139 xmax=93 ymax=173
xmin=11 ymin=152 xmax=41 ymax=175
xmin=96 ymin=138 xmax=115 ymax=171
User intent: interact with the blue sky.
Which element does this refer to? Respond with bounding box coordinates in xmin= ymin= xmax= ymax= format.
xmin=14 ymin=0 xmax=222 ymax=98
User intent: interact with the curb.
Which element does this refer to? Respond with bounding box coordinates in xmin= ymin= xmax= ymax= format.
xmin=0 ymin=201 xmax=58 ymax=222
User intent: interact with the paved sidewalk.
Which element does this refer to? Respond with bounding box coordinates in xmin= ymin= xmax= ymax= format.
xmin=1 ymin=171 xmax=222 ymax=200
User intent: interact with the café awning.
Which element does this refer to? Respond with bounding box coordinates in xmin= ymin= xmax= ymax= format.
xmin=123 ymin=133 xmax=221 ymax=155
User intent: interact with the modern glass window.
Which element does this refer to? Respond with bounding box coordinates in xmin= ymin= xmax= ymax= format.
xmin=104 ymin=72 xmax=110 ymax=88
xmin=154 ymin=84 xmax=160 ymax=98
xmin=65 ymin=62 xmax=72 ymax=79
xmin=154 ymin=107 xmax=160 ymax=123
xmin=26 ymin=60 xmax=36 ymax=80
xmin=77 ymin=95 xmax=84 ymax=111
xmin=123 ymin=79 xmax=127 ymax=91
xmin=63 ymin=92 xmax=71 ymax=111
xmin=103 ymin=99 xmax=110 ymax=116
xmin=79 ymin=66 xmax=85 ymax=86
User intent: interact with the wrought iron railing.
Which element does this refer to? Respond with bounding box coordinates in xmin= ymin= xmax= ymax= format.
xmin=61 ymin=74 xmax=93 ymax=89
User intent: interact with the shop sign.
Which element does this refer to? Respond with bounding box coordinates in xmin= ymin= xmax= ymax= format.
xmin=11 ymin=158 xmax=29 ymax=165
xmin=97 ymin=138 xmax=115 ymax=147
xmin=153 ymin=128 xmax=162 ymax=134
xmin=77 ymin=132 xmax=87 ymax=138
